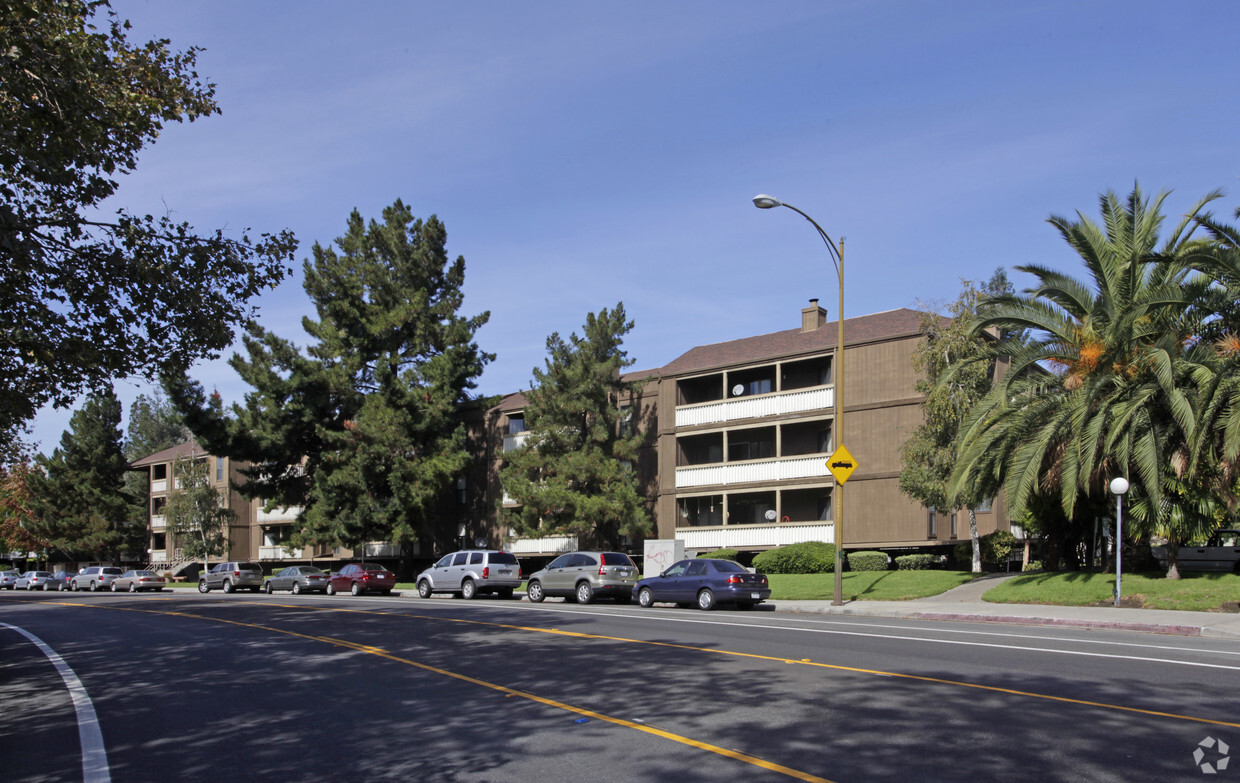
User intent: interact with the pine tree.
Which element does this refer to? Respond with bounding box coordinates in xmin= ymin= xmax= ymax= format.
xmin=499 ymin=304 xmax=651 ymax=550
xmin=165 ymin=200 xmax=491 ymax=556
xmin=29 ymin=388 xmax=136 ymax=561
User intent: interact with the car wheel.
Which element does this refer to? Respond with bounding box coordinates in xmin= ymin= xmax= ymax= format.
xmin=526 ymin=581 xmax=544 ymax=603
xmin=292 ymin=583 xmax=302 ymax=595
xmin=326 ymin=582 xmax=336 ymax=596
xmin=198 ymin=581 xmax=209 ymax=593
xmin=90 ymin=581 xmax=98 ymax=592
xmin=697 ymin=589 xmax=717 ymax=611
xmin=461 ymin=578 xmax=477 ymax=600
xmin=129 ymin=582 xmax=137 ymax=593
xmin=265 ymin=582 xmax=274 ymax=594
xmin=638 ymin=587 xmax=654 ymax=608
xmin=42 ymin=582 xmax=49 ymax=591
xmin=110 ymin=582 xmax=118 ymax=592
xmin=575 ymin=582 xmax=594 ymax=605
xmin=351 ymin=582 xmax=361 ymax=596
xmin=417 ymin=580 xmax=433 ymax=599
xmin=222 ymin=580 xmax=233 ymax=594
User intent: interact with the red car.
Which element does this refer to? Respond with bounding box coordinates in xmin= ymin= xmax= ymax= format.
xmin=326 ymin=563 xmax=396 ymax=596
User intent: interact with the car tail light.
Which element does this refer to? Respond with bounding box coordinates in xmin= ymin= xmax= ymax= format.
xmin=599 ymin=563 xmax=607 ymax=576
xmin=482 ymin=566 xmax=490 ymax=579
xmin=233 ymin=571 xmax=240 ymax=577
xmin=727 ymin=575 xmax=744 ymax=584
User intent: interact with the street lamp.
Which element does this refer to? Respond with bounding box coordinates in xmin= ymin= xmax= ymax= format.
xmin=753 ymin=194 xmax=847 ymax=606
xmin=1109 ymin=476 xmax=1129 ymax=607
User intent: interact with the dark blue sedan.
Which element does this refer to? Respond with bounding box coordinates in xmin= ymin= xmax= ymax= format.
xmin=633 ymin=558 xmax=771 ymax=610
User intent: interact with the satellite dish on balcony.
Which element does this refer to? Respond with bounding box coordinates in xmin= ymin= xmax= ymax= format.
xmin=474 ymin=538 xmax=487 ymax=548
xmin=732 ymin=384 xmax=745 ymax=397
xmin=765 ymin=510 xmax=777 ymax=521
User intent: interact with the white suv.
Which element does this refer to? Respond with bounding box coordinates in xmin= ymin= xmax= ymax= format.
xmin=70 ymin=567 xmax=124 ymax=592
xmin=416 ymin=550 xmax=522 ymax=600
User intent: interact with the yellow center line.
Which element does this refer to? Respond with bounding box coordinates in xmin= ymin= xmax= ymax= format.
xmin=51 ymin=602 xmax=832 ymax=783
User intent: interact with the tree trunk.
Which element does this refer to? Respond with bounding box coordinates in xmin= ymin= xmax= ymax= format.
xmin=1164 ymin=540 xmax=1181 ymax=580
xmin=969 ymin=508 xmax=981 ymax=573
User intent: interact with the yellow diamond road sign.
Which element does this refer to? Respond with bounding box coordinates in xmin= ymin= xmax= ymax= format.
xmin=827 ymin=445 xmax=858 ymax=484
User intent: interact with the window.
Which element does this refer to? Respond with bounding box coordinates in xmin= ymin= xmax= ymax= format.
xmin=950 ymin=512 xmax=958 ymax=539
xmin=469 ymin=552 xmax=483 ymax=565
xmin=928 ymin=507 xmax=937 ymax=538
xmin=507 ymin=414 xmax=527 ymax=435
xmin=685 ymin=560 xmax=707 ymax=576
xmin=452 ymin=553 xmax=467 ymax=566
xmin=547 ymin=554 xmax=571 ymax=570
xmin=152 ymin=464 xmax=167 ymax=480
xmin=216 ymin=456 xmax=224 ymax=482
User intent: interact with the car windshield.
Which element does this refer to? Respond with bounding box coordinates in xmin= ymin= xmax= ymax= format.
xmin=489 ymin=552 xmax=518 ymax=565
xmin=300 ymin=567 xmax=325 ymax=575
xmin=133 ymin=571 xmax=155 ymax=577
xmin=710 ymin=560 xmax=748 ymax=573
xmin=359 ymin=563 xmax=386 ymax=571
xmin=238 ymin=563 xmax=261 ymax=571
xmin=102 ymin=568 xmax=123 ymax=575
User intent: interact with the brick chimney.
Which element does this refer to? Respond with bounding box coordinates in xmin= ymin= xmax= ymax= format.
xmin=801 ymin=298 xmax=827 ymax=332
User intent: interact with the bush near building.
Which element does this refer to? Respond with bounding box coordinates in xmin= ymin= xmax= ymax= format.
xmin=847 ymin=551 xmax=890 ymax=571
xmin=954 ymin=530 xmax=1017 ymax=570
xmin=895 ymin=554 xmax=940 ymax=570
xmin=753 ymin=541 xmax=835 ymax=574
xmin=697 ymin=548 xmax=740 ymax=561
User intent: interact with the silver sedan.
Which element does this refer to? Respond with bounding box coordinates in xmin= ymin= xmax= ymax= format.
xmin=111 ymin=570 xmax=167 ymax=592
xmin=263 ymin=565 xmax=329 ymax=594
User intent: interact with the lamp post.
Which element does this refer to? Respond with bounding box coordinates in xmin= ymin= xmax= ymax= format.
xmin=1109 ymin=476 xmax=1129 ymax=607
xmin=753 ymin=194 xmax=846 ymax=606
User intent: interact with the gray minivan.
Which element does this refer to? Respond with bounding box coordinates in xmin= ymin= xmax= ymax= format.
xmin=416 ymin=550 xmax=522 ymax=600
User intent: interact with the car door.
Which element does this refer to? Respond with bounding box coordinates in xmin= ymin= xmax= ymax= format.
xmin=677 ymin=560 xmax=710 ymax=601
xmin=1181 ymin=530 xmax=1240 ymax=572
xmin=446 ymin=552 xmax=469 ymax=589
xmin=649 ymin=560 xmax=690 ymax=602
xmin=542 ymin=554 xmax=573 ymax=595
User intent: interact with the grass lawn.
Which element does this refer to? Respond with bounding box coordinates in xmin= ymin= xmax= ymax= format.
xmin=768 ymin=570 xmax=977 ymax=601
xmin=982 ymin=570 xmax=1240 ymax=613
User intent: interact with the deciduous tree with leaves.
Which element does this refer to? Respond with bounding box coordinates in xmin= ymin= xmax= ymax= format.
xmin=900 ymin=271 xmax=1013 ymax=572
xmin=164 ymin=449 xmax=231 ymax=572
xmin=165 ymin=200 xmax=491 ymax=559
xmin=499 ymin=304 xmax=651 ymax=550
xmin=0 ymin=0 xmax=296 ymax=458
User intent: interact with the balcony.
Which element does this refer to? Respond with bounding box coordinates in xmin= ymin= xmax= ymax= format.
xmin=258 ymin=505 xmax=302 ymax=523
xmin=504 ymin=430 xmax=530 ymax=452
xmin=676 ymin=455 xmax=830 ymax=489
xmin=151 ymin=479 xmax=167 ymax=493
xmin=675 ymin=386 xmax=832 ymax=428
xmin=259 ymin=546 xmax=304 ymax=560
xmin=506 ymin=534 xmax=578 ymax=555
xmin=151 ymin=515 xmax=167 ymax=531
xmin=676 ymin=522 xmax=834 ymax=550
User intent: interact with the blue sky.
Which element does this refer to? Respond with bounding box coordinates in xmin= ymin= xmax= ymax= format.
xmin=29 ymin=0 xmax=1240 ymax=454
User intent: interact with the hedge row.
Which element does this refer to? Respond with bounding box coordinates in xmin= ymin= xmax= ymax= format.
xmin=752 ymin=541 xmax=835 ymax=574
xmin=847 ymin=551 xmax=889 ymax=571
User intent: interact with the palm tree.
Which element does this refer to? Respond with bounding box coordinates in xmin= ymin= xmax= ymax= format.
xmin=949 ymin=185 xmax=1223 ymax=574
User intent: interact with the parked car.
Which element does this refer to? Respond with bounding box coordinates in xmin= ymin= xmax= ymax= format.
xmin=16 ymin=571 xmax=54 ymax=590
xmin=525 ymin=551 xmax=639 ymax=604
xmin=43 ymin=571 xmax=74 ymax=591
xmin=198 ymin=562 xmax=264 ymax=593
xmin=70 ymin=566 xmax=125 ymax=592
xmin=416 ymin=550 xmax=522 ymax=600
xmin=112 ymin=570 xmax=166 ymax=592
xmin=326 ymin=563 xmax=396 ymax=596
xmin=1153 ymin=529 xmax=1240 ymax=573
xmin=0 ymin=569 xmax=20 ymax=589
xmin=632 ymin=558 xmax=771 ymax=610
xmin=263 ymin=565 xmax=329 ymax=594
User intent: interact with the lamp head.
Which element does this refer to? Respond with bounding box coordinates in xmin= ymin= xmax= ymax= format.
xmin=1109 ymin=477 xmax=1130 ymax=496
xmin=753 ymin=194 xmax=782 ymax=209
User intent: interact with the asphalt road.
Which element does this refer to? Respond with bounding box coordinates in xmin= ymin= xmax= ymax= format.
xmin=2 ymin=590 xmax=1238 ymax=782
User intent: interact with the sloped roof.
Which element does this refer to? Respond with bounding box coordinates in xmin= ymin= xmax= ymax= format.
xmin=129 ymin=440 xmax=205 ymax=469
xmin=659 ymin=308 xmax=927 ymax=377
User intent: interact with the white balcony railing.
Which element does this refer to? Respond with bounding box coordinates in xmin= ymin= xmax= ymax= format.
xmin=357 ymin=542 xmax=401 ymax=558
xmin=675 ymin=455 xmax=830 ymax=488
xmin=676 ymin=522 xmax=834 ymax=550
xmin=257 ymin=506 xmax=302 ymax=523
xmin=151 ymin=479 xmax=167 ymax=493
xmin=150 ymin=515 xmax=167 ymax=531
xmin=506 ymin=535 xmax=578 ymax=555
xmin=503 ymin=430 xmax=530 ymax=452
xmin=675 ymin=386 xmax=833 ymax=428
xmin=259 ymin=546 xmax=304 ymax=560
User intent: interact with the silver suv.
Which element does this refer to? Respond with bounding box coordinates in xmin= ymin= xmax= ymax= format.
xmin=198 ymin=561 xmax=264 ymax=593
xmin=525 ymin=551 xmax=639 ymax=604
xmin=70 ymin=566 xmax=124 ymax=592
xmin=416 ymin=550 xmax=522 ymax=600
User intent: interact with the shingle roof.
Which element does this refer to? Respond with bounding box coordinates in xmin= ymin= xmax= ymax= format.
xmin=659 ymin=308 xmax=927 ymax=377
xmin=129 ymin=440 xmax=205 ymax=468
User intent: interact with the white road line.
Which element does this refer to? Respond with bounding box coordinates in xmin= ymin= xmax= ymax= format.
xmin=1 ymin=622 xmax=112 ymax=783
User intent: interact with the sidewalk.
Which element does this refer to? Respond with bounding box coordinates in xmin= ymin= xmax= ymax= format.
xmin=767 ymin=573 xmax=1240 ymax=639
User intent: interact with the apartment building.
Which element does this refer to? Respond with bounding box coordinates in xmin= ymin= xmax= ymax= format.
xmin=132 ymin=302 xmax=1012 ymax=574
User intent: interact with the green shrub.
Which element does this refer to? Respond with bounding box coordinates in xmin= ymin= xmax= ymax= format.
xmin=847 ymin=551 xmax=890 ymax=571
xmin=698 ymin=548 xmax=740 ymax=561
xmin=954 ymin=530 xmax=1019 ymax=568
xmin=1024 ymin=560 xmax=1042 ymax=572
xmin=895 ymin=554 xmax=939 ymax=571
xmin=752 ymin=541 xmax=835 ymax=574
